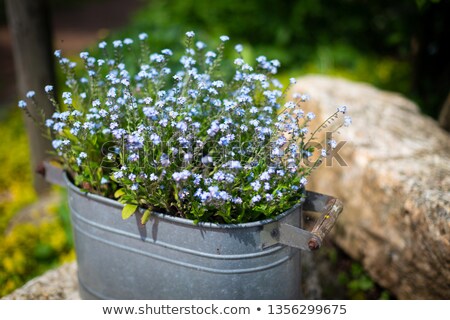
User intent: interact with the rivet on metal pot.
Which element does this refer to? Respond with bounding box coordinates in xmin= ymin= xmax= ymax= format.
xmin=270 ymin=228 xmax=279 ymax=238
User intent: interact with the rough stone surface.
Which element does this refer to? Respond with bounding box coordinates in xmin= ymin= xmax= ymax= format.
xmin=2 ymin=262 xmax=79 ymax=300
xmin=292 ymin=75 xmax=450 ymax=299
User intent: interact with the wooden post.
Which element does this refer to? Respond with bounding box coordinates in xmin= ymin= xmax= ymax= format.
xmin=5 ymin=0 xmax=55 ymax=195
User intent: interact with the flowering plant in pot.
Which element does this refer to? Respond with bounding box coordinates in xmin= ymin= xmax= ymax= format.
xmin=19 ymin=31 xmax=351 ymax=299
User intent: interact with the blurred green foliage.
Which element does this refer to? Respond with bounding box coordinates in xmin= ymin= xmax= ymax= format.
xmin=112 ymin=0 xmax=448 ymax=118
xmin=0 ymin=203 xmax=75 ymax=297
xmin=0 ymin=110 xmax=74 ymax=297
xmin=321 ymin=246 xmax=392 ymax=299
xmin=337 ymin=263 xmax=389 ymax=300
xmin=0 ymin=109 xmax=36 ymax=232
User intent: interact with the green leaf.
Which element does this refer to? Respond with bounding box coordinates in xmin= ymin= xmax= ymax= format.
xmin=114 ymin=188 xmax=125 ymax=198
xmin=96 ymin=167 xmax=103 ymax=180
xmin=140 ymin=209 xmax=151 ymax=225
xmin=122 ymin=204 xmax=137 ymax=220
xmin=110 ymin=174 xmax=119 ymax=183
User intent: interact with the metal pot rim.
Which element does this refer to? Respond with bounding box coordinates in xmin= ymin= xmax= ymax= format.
xmin=65 ymin=173 xmax=304 ymax=230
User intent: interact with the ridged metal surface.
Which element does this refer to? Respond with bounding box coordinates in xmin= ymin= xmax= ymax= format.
xmin=67 ymin=178 xmax=303 ymax=300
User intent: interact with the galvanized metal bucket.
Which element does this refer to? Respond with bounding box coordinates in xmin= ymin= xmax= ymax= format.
xmin=43 ymin=161 xmax=342 ymax=300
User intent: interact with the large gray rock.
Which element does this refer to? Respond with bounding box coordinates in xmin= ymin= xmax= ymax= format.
xmin=292 ymin=75 xmax=450 ymax=299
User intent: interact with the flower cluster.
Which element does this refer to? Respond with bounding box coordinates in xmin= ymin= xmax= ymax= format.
xmin=19 ymin=31 xmax=350 ymax=224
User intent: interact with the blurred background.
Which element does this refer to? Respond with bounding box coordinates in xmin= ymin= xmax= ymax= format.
xmin=0 ymin=0 xmax=448 ymax=299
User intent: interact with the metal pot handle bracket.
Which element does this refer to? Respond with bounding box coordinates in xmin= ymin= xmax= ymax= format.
xmin=39 ymin=160 xmax=66 ymax=187
xmin=261 ymin=191 xmax=343 ymax=251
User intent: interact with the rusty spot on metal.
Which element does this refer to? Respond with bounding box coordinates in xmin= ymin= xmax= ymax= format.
xmin=308 ymin=238 xmax=320 ymax=251
xmin=270 ymin=228 xmax=279 ymax=238
xmin=36 ymin=162 xmax=46 ymax=176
